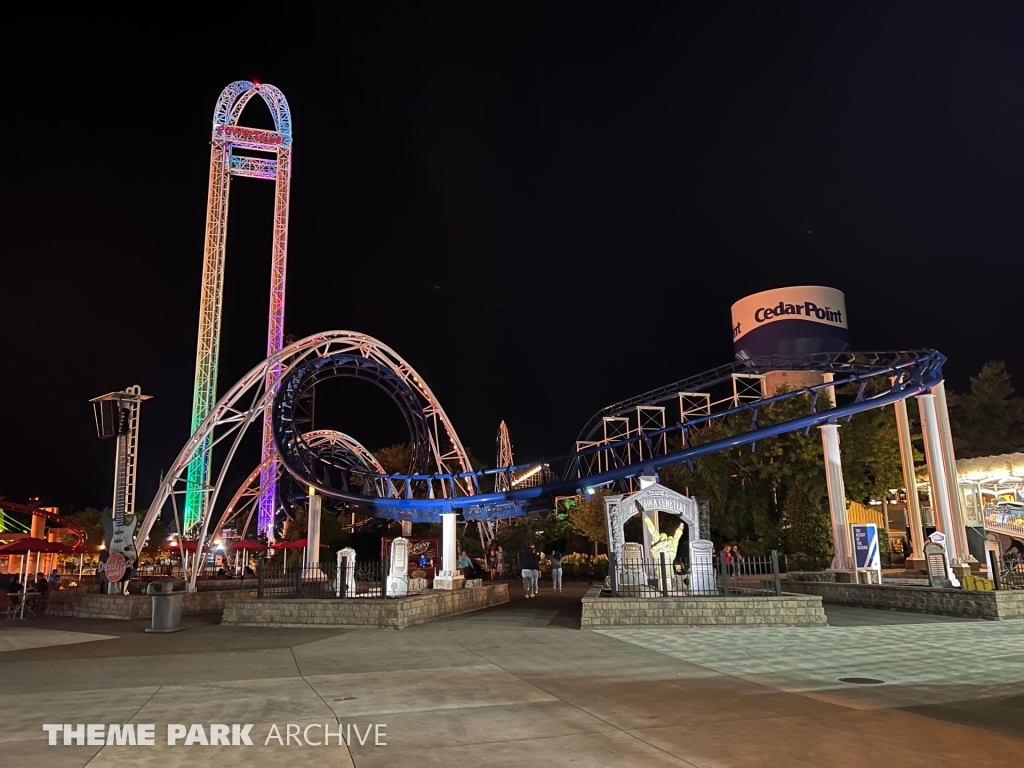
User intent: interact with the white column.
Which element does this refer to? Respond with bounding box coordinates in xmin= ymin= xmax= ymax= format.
xmin=933 ymin=382 xmax=972 ymax=562
xmin=305 ymin=487 xmax=321 ymax=567
xmin=918 ymin=394 xmax=959 ymax=562
xmin=441 ymin=512 xmax=456 ymax=576
xmin=432 ymin=512 xmax=463 ymax=589
xmin=893 ymin=395 xmax=925 ymax=564
xmin=822 ymin=372 xmax=836 ymax=408
xmin=820 ymin=424 xmax=852 ymax=570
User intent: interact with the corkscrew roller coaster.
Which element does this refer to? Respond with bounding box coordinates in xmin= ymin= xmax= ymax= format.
xmin=135 ymin=334 xmax=947 ymax=584
xmin=149 ymin=81 xmax=954 ymax=587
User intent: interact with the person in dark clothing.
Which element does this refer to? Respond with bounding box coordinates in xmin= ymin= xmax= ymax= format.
xmin=6 ymin=577 xmax=21 ymax=594
xmin=520 ymin=545 xmax=539 ymax=598
xmin=35 ymin=573 xmax=49 ymax=595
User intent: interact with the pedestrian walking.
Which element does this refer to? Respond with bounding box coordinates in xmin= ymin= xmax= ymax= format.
xmin=529 ymin=543 xmax=540 ymax=595
xmin=550 ymin=550 xmax=563 ymax=592
xmin=520 ymin=544 xmax=539 ymax=598
xmin=488 ymin=547 xmax=497 ymax=580
xmin=496 ymin=546 xmax=506 ymax=579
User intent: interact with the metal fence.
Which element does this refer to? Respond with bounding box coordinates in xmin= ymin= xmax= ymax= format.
xmin=608 ymin=551 xmax=782 ymax=597
xmin=256 ymin=558 xmax=389 ymax=599
xmin=994 ymin=553 xmax=1024 ymax=590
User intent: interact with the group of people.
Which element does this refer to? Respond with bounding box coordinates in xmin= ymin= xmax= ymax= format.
xmin=459 ymin=545 xmax=510 ymax=580
xmin=5 ymin=569 xmax=59 ymax=596
xmin=454 ymin=543 xmax=566 ymax=597
xmin=519 ymin=543 xmax=563 ymax=598
xmin=720 ymin=544 xmax=744 ymax=573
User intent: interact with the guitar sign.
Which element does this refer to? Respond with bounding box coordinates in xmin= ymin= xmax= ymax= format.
xmin=100 ymin=404 xmax=139 ymax=583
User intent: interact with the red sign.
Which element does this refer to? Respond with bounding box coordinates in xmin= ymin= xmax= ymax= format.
xmin=100 ymin=552 xmax=130 ymax=582
xmin=382 ymin=537 xmax=441 ymax=568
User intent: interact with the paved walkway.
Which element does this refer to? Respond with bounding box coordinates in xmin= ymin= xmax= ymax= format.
xmin=1 ymin=583 xmax=1021 ymax=767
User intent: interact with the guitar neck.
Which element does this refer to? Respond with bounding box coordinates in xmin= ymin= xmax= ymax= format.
xmin=112 ymin=432 xmax=129 ymax=526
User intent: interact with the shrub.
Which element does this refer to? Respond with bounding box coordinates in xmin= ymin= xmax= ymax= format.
xmin=786 ymin=571 xmax=836 ymax=583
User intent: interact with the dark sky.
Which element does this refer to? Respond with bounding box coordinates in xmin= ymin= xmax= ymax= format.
xmin=3 ymin=2 xmax=1023 ymax=513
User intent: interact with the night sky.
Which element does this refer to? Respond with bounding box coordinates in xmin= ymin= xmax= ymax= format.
xmin=3 ymin=3 xmax=1023 ymax=513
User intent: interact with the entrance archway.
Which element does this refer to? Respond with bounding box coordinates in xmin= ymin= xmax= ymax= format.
xmin=603 ymin=481 xmax=699 ymax=565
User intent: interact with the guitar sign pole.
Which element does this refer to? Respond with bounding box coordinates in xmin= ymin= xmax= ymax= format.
xmin=91 ymin=387 xmax=152 ymax=594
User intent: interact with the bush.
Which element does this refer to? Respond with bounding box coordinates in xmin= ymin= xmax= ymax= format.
xmin=786 ymin=571 xmax=836 ymax=583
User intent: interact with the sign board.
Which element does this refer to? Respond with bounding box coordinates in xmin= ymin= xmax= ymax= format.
xmin=620 ymin=543 xmax=645 ymax=586
xmin=689 ymin=539 xmax=717 ymax=595
xmin=731 ymin=286 xmax=849 ymax=359
xmin=382 ymin=536 xmax=440 ymax=571
xmin=923 ymin=532 xmax=959 ymax=588
xmin=851 ymin=523 xmax=882 ymax=584
xmin=387 ymin=538 xmax=409 ymax=597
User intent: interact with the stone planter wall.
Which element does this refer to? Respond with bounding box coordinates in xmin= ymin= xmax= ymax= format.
xmin=782 ymin=581 xmax=1024 ymax=620
xmin=63 ymin=589 xmax=257 ymax=620
xmin=221 ymin=583 xmax=508 ymax=629
xmin=581 ymin=587 xmax=827 ymax=628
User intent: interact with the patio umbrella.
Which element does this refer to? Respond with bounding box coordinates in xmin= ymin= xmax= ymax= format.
xmin=0 ymin=538 xmax=73 ymax=619
xmin=0 ymin=537 xmax=74 ymax=555
xmin=228 ymin=540 xmax=268 ymax=552
xmin=273 ymin=539 xmax=328 ymax=549
xmin=271 ymin=538 xmax=326 ymax=568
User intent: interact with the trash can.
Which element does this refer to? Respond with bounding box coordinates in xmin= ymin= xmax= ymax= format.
xmin=144 ymin=578 xmax=186 ymax=633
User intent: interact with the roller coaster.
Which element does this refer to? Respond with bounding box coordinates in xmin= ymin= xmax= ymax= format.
xmin=134 ymin=334 xmax=946 ymax=577
xmin=137 ymin=81 xmax=953 ymax=585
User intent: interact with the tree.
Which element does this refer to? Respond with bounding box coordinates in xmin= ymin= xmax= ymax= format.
xmin=284 ymin=506 xmax=351 ymax=555
xmin=948 ymin=361 xmax=1024 ymax=458
xmin=374 ymin=443 xmax=414 ymax=474
xmin=61 ymin=508 xmax=104 ymax=547
xmin=567 ymin=491 xmax=608 ymax=555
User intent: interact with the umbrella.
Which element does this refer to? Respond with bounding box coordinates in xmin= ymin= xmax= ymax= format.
xmin=0 ymin=537 xmax=74 ymax=555
xmin=172 ymin=540 xmax=199 ymax=552
xmin=273 ymin=539 xmax=328 ymax=549
xmin=0 ymin=537 xmax=74 ymax=619
xmin=271 ymin=538 xmax=326 ymax=568
xmin=228 ymin=540 xmax=268 ymax=552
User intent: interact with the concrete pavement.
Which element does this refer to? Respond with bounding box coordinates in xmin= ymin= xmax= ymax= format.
xmin=1 ymin=582 xmax=1022 ymax=766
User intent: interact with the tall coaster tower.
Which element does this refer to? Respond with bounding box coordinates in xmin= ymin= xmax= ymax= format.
xmin=185 ymin=81 xmax=293 ymax=538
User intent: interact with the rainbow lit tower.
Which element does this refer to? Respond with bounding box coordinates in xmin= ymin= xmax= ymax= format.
xmin=185 ymin=81 xmax=292 ymax=538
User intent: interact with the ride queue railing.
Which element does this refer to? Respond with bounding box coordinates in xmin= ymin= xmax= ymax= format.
xmin=608 ymin=551 xmax=782 ymax=597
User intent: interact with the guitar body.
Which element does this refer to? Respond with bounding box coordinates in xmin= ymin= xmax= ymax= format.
xmin=100 ymin=426 xmax=139 ymax=583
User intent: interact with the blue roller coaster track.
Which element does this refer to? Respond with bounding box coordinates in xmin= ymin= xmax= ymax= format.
xmin=273 ymin=349 xmax=946 ymax=523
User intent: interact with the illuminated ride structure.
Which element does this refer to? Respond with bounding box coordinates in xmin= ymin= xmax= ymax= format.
xmin=135 ymin=331 xmax=953 ymax=588
xmin=0 ymin=499 xmax=87 ymax=548
xmin=185 ymin=81 xmax=293 ymax=539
